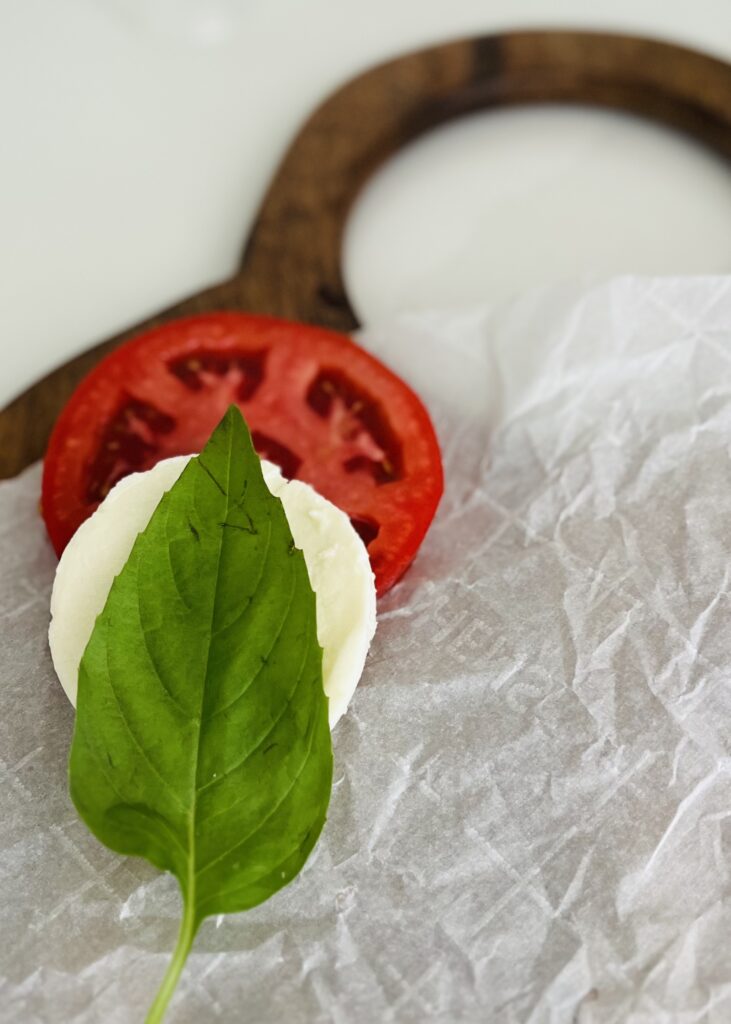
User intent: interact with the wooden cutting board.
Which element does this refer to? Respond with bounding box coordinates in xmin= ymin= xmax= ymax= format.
xmin=2 ymin=29 xmax=731 ymax=479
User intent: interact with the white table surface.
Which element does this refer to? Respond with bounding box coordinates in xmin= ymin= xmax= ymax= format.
xmin=2 ymin=0 xmax=731 ymax=408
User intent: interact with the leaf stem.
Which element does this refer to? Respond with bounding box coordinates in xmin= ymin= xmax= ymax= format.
xmin=145 ymin=900 xmax=198 ymax=1024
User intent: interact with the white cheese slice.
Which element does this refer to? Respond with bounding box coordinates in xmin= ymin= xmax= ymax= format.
xmin=49 ymin=455 xmax=376 ymax=727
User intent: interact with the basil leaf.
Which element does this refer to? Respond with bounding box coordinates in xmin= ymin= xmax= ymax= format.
xmin=68 ymin=406 xmax=332 ymax=1023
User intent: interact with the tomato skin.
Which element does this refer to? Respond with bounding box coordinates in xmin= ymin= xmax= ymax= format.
xmin=42 ymin=314 xmax=443 ymax=594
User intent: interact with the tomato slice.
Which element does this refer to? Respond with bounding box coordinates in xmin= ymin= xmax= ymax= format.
xmin=42 ymin=313 xmax=443 ymax=594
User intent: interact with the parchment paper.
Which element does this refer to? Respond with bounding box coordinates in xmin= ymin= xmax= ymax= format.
xmin=3 ymin=277 xmax=731 ymax=1023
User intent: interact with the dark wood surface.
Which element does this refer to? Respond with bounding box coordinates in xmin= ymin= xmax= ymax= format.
xmin=3 ymin=29 xmax=731 ymax=479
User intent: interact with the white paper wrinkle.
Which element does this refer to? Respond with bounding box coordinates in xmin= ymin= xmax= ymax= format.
xmin=2 ymin=276 xmax=731 ymax=1022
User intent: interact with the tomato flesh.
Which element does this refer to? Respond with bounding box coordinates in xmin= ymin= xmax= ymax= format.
xmin=42 ymin=314 xmax=443 ymax=594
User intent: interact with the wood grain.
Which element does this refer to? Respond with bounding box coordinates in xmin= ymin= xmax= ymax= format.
xmin=2 ymin=30 xmax=731 ymax=478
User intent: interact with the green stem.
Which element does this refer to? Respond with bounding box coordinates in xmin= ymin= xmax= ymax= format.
xmin=145 ymin=901 xmax=198 ymax=1024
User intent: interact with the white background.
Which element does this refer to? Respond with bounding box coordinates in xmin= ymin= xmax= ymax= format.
xmin=2 ymin=0 xmax=731 ymax=408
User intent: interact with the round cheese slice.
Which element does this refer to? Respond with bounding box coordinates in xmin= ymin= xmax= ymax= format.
xmin=49 ymin=455 xmax=376 ymax=727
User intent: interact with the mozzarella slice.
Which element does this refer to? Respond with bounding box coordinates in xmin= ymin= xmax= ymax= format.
xmin=49 ymin=455 xmax=376 ymax=727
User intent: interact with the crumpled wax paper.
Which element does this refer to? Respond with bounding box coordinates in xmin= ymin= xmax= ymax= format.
xmin=3 ymin=276 xmax=731 ymax=1024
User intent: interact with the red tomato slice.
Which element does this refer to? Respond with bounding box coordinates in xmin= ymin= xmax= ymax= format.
xmin=42 ymin=313 xmax=443 ymax=594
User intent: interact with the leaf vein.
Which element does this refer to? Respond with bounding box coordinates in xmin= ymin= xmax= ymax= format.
xmin=102 ymin=624 xmax=188 ymax=813
xmin=208 ymin=571 xmax=297 ymax=719
xmin=134 ymin=553 xmax=190 ymax=719
xmin=197 ymin=629 xmax=312 ymax=815
xmin=188 ymin=422 xmax=273 ymax=922
xmin=194 ymin=833 xmax=319 ymax=918
xmin=76 ymin=720 xmax=188 ymax=862
xmin=161 ymin=497 xmax=195 ymax=612
xmin=195 ymin=694 xmax=319 ymax=881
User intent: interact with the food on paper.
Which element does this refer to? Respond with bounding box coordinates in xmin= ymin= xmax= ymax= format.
xmin=42 ymin=313 xmax=443 ymax=594
xmin=50 ymin=453 xmax=376 ymax=728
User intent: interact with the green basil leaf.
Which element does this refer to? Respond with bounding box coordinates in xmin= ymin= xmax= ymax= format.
xmin=68 ymin=406 xmax=332 ymax=1023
